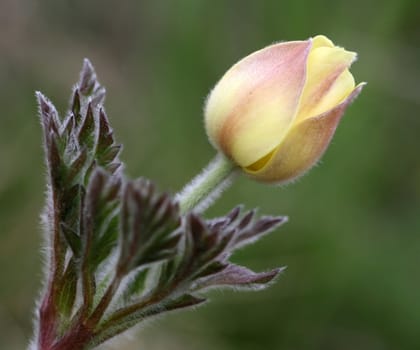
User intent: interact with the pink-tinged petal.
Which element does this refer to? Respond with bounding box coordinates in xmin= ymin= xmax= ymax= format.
xmin=205 ymin=40 xmax=312 ymax=167
xmin=246 ymin=83 xmax=365 ymax=183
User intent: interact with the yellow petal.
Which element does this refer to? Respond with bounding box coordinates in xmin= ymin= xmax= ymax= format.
xmin=245 ymin=83 xmax=365 ymax=181
xmin=295 ymin=45 xmax=356 ymax=123
xmin=311 ymin=35 xmax=334 ymax=49
xmin=205 ymin=40 xmax=311 ymax=167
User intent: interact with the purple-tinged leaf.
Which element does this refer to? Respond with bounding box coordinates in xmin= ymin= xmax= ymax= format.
xmin=106 ymin=162 xmax=122 ymax=175
xmin=72 ymin=89 xmax=81 ymax=117
xmin=233 ymin=215 xmax=288 ymax=249
xmin=99 ymin=145 xmax=122 ymax=165
xmin=193 ymin=260 xmax=229 ymax=279
xmin=237 ymin=209 xmax=256 ymax=230
xmin=46 ymin=131 xmax=65 ymax=188
xmin=164 ymin=294 xmax=207 ymax=311
xmin=78 ymin=102 xmax=96 ymax=146
xmin=158 ymin=232 xmax=182 ymax=251
xmin=226 ymin=205 xmax=242 ymax=223
xmin=66 ymin=148 xmax=88 ymax=184
xmin=61 ymin=184 xmax=82 ymax=213
xmin=79 ymin=59 xmax=97 ymax=96
xmin=37 ymin=92 xmax=60 ymax=135
xmin=57 ymin=259 xmax=78 ymax=318
xmin=60 ymin=114 xmax=75 ymax=139
xmin=90 ymin=294 xmax=207 ymax=348
xmin=91 ymin=215 xmax=119 ymax=268
xmin=98 ymin=109 xmax=114 ymax=151
xmin=254 ymin=216 xmax=288 ymax=233
xmin=188 ymin=214 xmax=208 ymax=248
xmin=195 ymin=264 xmax=285 ymax=291
xmin=84 ymin=160 xmax=97 ymax=186
xmin=104 ymin=176 xmax=122 ymax=202
xmin=61 ymin=223 xmax=81 ymax=257
xmin=91 ymin=87 xmax=106 ymax=108
xmin=84 ymin=169 xmax=107 ymax=220
xmin=119 ymin=179 xmax=181 ymax=272
xmin=77 ymin=59 xmax=107 ymax=109
xmin=207 ymin=217 xmax=230 ymax=232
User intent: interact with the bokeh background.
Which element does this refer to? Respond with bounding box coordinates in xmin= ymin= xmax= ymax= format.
xmin=1 ymin=0 xmax=419 ymax=349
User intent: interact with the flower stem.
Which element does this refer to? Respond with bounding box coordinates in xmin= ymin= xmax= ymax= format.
xmin=176 ymin=154 xmax=238 ymax=214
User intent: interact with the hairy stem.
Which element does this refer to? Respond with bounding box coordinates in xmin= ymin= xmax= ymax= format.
xmin=176 ymin=154 xmax=238 ymax=214
xmin=90 ymin=286 xmax=177 ymax=348
xmin=38 ymin=189 xmax=66 ymax=348
xmin=87 ymin=273 xmax=122 ymax=327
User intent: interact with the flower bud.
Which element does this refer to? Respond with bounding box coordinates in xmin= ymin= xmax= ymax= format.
xmin=204 ymin=35 xmax=365 ymax=183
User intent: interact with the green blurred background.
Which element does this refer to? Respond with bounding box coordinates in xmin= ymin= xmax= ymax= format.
xmin=1 ymin=0 xmax=419 ymax=349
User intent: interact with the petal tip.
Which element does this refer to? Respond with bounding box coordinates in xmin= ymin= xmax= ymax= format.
xmin=350 ymin=81 xmax=367 ymax=99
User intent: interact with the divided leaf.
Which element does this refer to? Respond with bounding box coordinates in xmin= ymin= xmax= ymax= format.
xmin=81 ymin=168 xmax=122 ymax=271
xmin=37 ymin=60 xmax=125 ymax=331
xmin=193 ymin=264 xmax=284 ymax=291
xmin=35 ymin=59 xmax=289 ymax=350
xmin=167 ymin=207 xmax=287 ymax=291
xmin=37 ymin=59 xmax=123 ymax=270
xmin=78 ymin=59 xmax=106 ymax=107
xmin=118 ymin=179 xmax=181 ymax=273
xmin=153 ymin=207 xmax=287 ymax=302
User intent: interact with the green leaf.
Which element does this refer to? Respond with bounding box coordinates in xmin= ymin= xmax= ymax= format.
xmin=61 ymin=223 xmax=82 ymax=257
xmin=123 ymin=268 xmax=149 ymax=300
xmin=164 ymin=294 xmax=207 ymax=311
xmin=57 ymin=259 xmax=78 ymax=319
xmin=77 ymin=103 xmax=96 ymax=148
xmin=118 ymin=179 xmax=181 ymax=273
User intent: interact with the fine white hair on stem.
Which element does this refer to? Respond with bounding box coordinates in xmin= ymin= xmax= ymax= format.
xmin=175 ymin=155 xmax=237 ymax=214
xmin=193 ymin=172 xmax=236 ymax=213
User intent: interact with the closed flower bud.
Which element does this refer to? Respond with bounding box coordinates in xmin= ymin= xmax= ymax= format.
xmin=204 ymin=35 xmax=365 ymax=183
